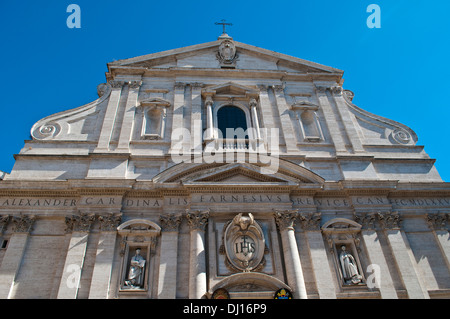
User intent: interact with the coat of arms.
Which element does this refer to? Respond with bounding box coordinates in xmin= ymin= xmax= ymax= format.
xmin=221 ymin=213 xmax=266 ymax=272
xmin=216 ymin=39 xmax=238 ymax=67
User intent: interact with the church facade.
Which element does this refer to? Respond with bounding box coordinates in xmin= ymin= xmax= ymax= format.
xmin=0 ymin=31 xmax=449 ymax=299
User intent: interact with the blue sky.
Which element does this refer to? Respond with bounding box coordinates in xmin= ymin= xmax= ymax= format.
xmin=0 ymin=0 xmax=449 ymax=181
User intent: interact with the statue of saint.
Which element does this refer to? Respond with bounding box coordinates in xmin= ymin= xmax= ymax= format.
xmin=339 ymin=245 xmax=362 ymax=285
xmin=125 ymin=248 xmax=146 ymax=288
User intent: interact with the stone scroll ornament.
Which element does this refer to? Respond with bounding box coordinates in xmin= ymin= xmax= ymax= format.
xmin=222 ymin=213 xmax=266 ymax=272
xmin=391 ymin=128 xmax=412 ymax=145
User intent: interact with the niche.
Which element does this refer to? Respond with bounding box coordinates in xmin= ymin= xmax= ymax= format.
xmin=291 ymin=102 xmax=323 ymax=142
xmin=139 ymin=98 xmax=171 ymax=140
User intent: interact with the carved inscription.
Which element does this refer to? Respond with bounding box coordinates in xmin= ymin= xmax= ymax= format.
xmin=0 ymin=196 xmax=448 ymax=208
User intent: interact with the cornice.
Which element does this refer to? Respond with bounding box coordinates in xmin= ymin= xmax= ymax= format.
xmin=107 ymin=66 xmax=342 ymax=82
xmin=184 ymin=184 xmax=297 ymax=193
xmin=0 ymin=179 xmax=448 ymax=198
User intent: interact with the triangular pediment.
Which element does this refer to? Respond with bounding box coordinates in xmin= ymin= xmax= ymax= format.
xmin=213 ymin=82 xmax=257 ymax=96
xmin=202 ymin=82 xmax=259 ymax=99
xmin=107 ymin=40 xmax=343 ymax=75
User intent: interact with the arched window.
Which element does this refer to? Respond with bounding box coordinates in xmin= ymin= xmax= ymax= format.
xmin=217 ymin=106 xmax=248 ymax=139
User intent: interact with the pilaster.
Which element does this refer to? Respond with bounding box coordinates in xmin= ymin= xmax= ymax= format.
xmin=314 ymin=85 xmax=347 ymax=154
xmin=272 ymin=85 xmax=298 ymax=152
xmin=426 ymin=213 xmax=450 ymax=271
xmin=329 ymin=86 xmax=365 ymax=153
xmin=117 ymin=80 xmax=142 ymax=152
xmin=300 ymin=213 xmax=337 ymax=299
xmin=355 ymin=212 xmax=398 ymax=298
xmin=57 ymin=213 xmax=95 ymax=299
xmin=88 ymin=214 xmax=122 ymax=299
xmin=0 ymin=215 xmax=35 ymax=299
xmin=379 ymin=212 xmax=429 ymax=299
xmin=95 ymin=80 xmax=124 ymax=152
xmin=190 ymin=83 xmax=203 ymax=156
xmin=257 ymin=85 xmax=276 ymax=131
xmin=158 ymin=213 xmax=182 ymax=299
xmin=169 ymin=82 xmax=187 ymax=154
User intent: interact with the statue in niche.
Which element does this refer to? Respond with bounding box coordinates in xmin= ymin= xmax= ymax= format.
xmin=125 ymin=248 xmax=146 ymax=288
xmin=339 ymin=245 xmax=362 ymax=285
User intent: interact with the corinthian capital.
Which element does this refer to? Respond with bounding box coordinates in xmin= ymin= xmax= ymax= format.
xmin=299 ymin=212 xmax=321 ymax=231
xmin=12 ymin=215 xmax=35 ymax=233
xmin=354 ymin=212 xmax=377 ymax=230
xmin=377 ymin=211 xmax=401 ymax=230
xmin=174 ymin=82 xmax=186 ymax=90
xmin=128 ymin=80 xmax=142 ymax=89
xmin=186 ymin=210 xmax=210 ymax=231
xmin=66 ymin=213 xmax=95 ymax=232
xmin=98 ymin=213 xmax=122 ymax=232
xmin=426 ymin=213 xmax=448 ymax=231
xmin=108 ymin=80 xmax=126 ymax=88
xmin=274 ymin=210 xmax=299 ymax=231
xmin=160 ymin=213 xmax=182 ymax=232
xmin=0 ymin=215 xmax=9 ymax=234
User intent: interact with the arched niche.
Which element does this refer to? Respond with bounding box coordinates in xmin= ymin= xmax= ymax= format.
xmin=322 ymin=218 xmax=366 ymax=287
xmin=117 ymin=219 xmax=161 ymax=294
xmin=138 ymin=98 xmax=171 ymax=140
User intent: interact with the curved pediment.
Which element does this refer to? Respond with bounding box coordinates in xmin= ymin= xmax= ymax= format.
xmin=152 ymin=158 xmax=325 ymax=185
xmin=117 ymin=219 xmax=161 ymax=234
xmin=321 ymin=218 xmax=362 ymax=233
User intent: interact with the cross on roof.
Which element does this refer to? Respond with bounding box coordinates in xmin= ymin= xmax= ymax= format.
xmin=215 ymin=19 xmax=232 ymax=36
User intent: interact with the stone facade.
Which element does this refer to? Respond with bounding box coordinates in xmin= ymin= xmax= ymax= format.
xmin=0 ymin=33 xmax=449 ymax=299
